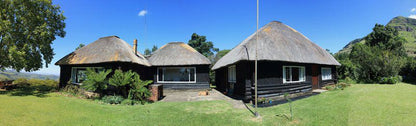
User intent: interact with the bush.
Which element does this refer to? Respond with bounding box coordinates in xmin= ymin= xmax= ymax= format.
xmin=13 ymin=78 xmax=30 ymax=88
xmin=82 ymin=68 xmax=112 ymax=93
xmin=128 ymin=73 xmax=152 ymax=104
xmin=335 ymin=83 xmax=350 ymax=90
xmin=61 ymin=84 xmax=83 ymax=96
xmin=11 ymin=78 xmax=58 ymax=92
xmin=379 ymin=76 xmax=402 ymax=84
xmin=109 ymin=69 xmax=134 ymax=97
xmin=325 ymin=86 xmax=334 ymax=91
xmin=101 ymin=95 xmax=124 ymax=104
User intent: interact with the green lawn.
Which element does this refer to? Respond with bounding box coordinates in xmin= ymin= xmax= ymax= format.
xmin=1 ymin=83 xmax=415 ymax=126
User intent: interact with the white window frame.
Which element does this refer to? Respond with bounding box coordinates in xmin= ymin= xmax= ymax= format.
xmin=321 ymin=67 xmax=332 ymax=80
xmin=283 ymin=66 xmax=306 ymax=83
xmin=228 ymin=65 xmax=236 ymax=83
xmin=71 ymin=67 xmax=103 ymax=84
xmin=156 ymin=67 xmax=197 ymax=83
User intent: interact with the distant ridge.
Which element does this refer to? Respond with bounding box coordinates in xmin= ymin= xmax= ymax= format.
xmin=0 ymin=70 xmax=59 ymax=81
xmin=337 ymin=16 xmax=416 ymax=57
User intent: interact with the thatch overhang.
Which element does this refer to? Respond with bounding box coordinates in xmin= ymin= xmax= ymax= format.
xmin=211 ymin=21 xmax=341 ymax=70
xmin=55 ymin=36 xmax=151 ymax=66
xmin=148 ymin=42 xmax=211 ymax=66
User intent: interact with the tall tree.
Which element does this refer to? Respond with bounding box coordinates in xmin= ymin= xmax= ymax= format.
xmin=151 ymin=45 xmax=158 ymax=52
xmin=188 ymin=33 xmax=219 ymax=57
xmin=75 ymin=44 xmax=85 ymax=50
xmin=0 ymin=0 xmax=66 ymax=72
xmin=144 ymin=48 xmax=151 ymax=56
xmin=349 ymin=24 xmax=406 ymax=82
xmin=213 ymin=49 xmax=230 ymax=64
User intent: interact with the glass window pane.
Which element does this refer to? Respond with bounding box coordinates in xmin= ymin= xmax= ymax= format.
xmin=190 ymin=68 xmax=195 ymax=81
xmin=158 ymin=68 xmax=163 ymax=81
xmin=161 ymin=67 xmax=190 ymax=82
xmin=292 ymin=67 xmax=299 ymax=81
xmin=299 ymin=67 xmax=305 ymax=81
xmin=285 ymin=67 xmax=291 ymax=82
xmin=76 ymin=68 xmax=87 ymax=83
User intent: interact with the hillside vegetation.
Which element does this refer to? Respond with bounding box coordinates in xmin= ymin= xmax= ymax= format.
xmin=338 ymin=16 xmax=416 ymax=57
xmin=0 ymin=70 xmax=59 ymax=81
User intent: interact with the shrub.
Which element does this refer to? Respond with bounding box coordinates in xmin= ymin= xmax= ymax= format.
xmin=325 ymin=86 xmax=334 ymax=91
xmin=102 ymin=95 xmax=124 ymax=104
xmin=109 ymin=69 xmax=135 ymax=97
xmin=128 ymin=73 xmax=152 ymax=104
xmin=13 ymin=78 xmax=30 ymax=88
xmin=82 ymin=68 xmax=112 ymax=93
xmin=335 ymin=83 xmax=350 ymax=90
xmin=379 ymin=76 xmax=402 ymax=84
xmin=62 ymin=84 xmax=83 ymax=96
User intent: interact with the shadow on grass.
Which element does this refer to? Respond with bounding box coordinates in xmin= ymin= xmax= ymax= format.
xmin=0 ymin=85 xmax=56 ymax=98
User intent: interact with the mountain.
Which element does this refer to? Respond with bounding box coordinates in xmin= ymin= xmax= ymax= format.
xmin=0 ymin=70 xmax=59 ymax=81
xmin=337 ymin=16 xmax=416 ymax=57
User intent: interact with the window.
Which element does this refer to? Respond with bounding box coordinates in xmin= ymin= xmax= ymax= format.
xmin=228 ymin=65 xmax=236 ymax=82
xmin=321 ymin=67 xmax=332 ymax=80
xmin=71 ymin=67 xmax=103 ymax=84
xmin=283 ymin=66 xmax=305 ymax=83
xmin=157 ymin=67 xmax=196 ymax=83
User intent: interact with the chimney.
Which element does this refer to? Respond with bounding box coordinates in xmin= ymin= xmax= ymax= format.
xmin=133 ymin=39 xmax=138 ymax=54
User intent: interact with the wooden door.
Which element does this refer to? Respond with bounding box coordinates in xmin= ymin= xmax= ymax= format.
xmin=311 ymin=65 xmax=319 ymax=89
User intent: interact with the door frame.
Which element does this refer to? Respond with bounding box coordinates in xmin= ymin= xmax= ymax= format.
xmin=311 ymin=65 xmax=319 ymax=89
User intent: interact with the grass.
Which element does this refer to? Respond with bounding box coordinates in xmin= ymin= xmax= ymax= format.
xmin=1 ymin=83 xmax=416 ymax=125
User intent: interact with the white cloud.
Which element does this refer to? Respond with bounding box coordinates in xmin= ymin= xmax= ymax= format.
xmin=138 ymin=10 xmax=148 ymax=16
xmin=411 ymin=8 xmax=416 ymax=12
xmin=409 ymin=14 xmax=416 ymax=19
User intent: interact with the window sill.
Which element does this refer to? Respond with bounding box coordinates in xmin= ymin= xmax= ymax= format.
xmin=157 ymin=81 xmax=196 ymax=83
xmin=283 ymin=81 xmax=306 ymax=84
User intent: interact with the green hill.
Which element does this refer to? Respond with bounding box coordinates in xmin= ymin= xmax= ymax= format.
xmin=0 ymin=70 xmax=59 ymax=81
xmin=338 ymin=16 xmax=416 ymax=57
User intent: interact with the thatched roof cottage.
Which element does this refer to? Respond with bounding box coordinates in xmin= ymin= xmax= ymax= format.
xmin=212 ymin=21 xmax=340 ymax=102
xmin=55 ymin=36 xmax=211 ymax=89
xmin=148 ymin=42 xmax=211 ymax=88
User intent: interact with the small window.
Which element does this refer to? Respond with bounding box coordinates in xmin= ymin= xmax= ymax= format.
xmin=283 ymin=66 xmax=305 ymax=83
xmin=228 ymin=65 xmax=236 ymax=82
xmin=157 ymin=67 xmax=196 ymax=83
xmin=321 ymin=67 xmax=332 ymax=80
xmin=71 ymin=67 xmax=103 ymax=84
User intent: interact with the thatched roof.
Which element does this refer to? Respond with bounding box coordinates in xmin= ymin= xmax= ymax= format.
xmin=212 ymin=21 xmax=340 ymax=70
xmin=148 ymin=42 xmax=211 ymax=66
xmin=55 ymin=36 xmax=151 ymax=66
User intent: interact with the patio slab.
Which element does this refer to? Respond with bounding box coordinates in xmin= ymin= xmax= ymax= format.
xmin=160 ymin=89 xmax=246 ymax=109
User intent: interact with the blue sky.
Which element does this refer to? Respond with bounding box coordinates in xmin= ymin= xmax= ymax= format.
xmin=32 ymin=0 xmax=416 ymax=75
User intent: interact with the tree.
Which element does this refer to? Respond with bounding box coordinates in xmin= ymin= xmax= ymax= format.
xmin=0 ymin=0 xmax=66 ymax=71
xmin=213 ymin=49 xmax=230 ymax=64
xmin=151 ymin=45 xmax=158 ymax=52
xmin=188 ymin=33 xmax=219 ymax=57
xmin=75 ymin=44 xmax=85 ymax=50
xmin=349 ymin=24 xmax=406 ymax=82
xmin=326 ymin=49 xmax=333 ymax=55
xmin=144 ymin=48 xmax=151 ymax=55
xmin=144 ymin=45 xmax=158 ymax=56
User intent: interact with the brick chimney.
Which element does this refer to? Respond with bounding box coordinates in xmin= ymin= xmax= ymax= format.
xmin=133 ymin=39 xmax=138 ymax=54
